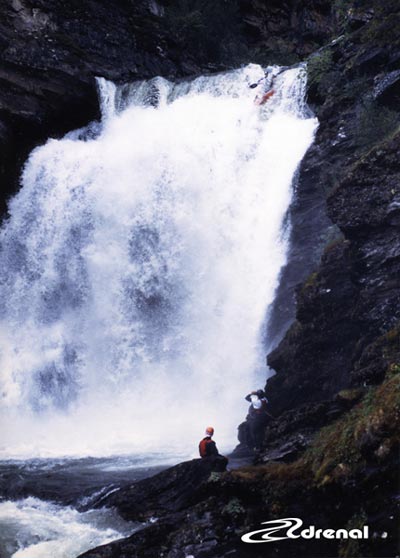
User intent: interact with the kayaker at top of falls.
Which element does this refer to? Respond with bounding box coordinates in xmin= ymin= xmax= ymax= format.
xmin=253 ymin=73 xmax=278 ymax=106
xmin=245 ymin=389 xmax=274 ymax=450
xmin=251 ymin=66 xmax=289 ymax=105
xmin=199 ymin=426 xmax=228 ymax=471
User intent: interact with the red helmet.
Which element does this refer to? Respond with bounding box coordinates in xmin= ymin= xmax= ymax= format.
xmin=205 ymin=426 xmax=214 ymax=436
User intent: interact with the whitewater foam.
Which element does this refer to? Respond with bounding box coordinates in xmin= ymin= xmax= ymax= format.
xmin=0 ymin=497 xmax=136 ymax=558
xmin=0 ymin=64 xmax=317 ymax=457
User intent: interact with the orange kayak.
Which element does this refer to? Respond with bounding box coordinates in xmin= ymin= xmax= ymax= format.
xmin=254 ymin=89 xmax=275 ymax=106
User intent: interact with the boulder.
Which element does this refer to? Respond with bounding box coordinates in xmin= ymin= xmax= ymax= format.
xmin=87 ymin=458 xmax=227 ymax=522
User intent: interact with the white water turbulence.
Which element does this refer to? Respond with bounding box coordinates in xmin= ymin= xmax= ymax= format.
xmin=0 ymin=497 xmax=135 ymax=558
xmin=0 ymin=64 xmax=318 ymax=458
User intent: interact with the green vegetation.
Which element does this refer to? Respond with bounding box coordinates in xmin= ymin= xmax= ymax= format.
xmin=304 ymin=370 xmax=400 ymax=484
xmin=337 ymin=388 xmax=365 ymax=403
xmin=232 ymin=365 xmax=399 ymax=491
xmin=207 ymin=471 xmax=224 ymax=483
xmin=333 ymin=0 xmax=351 ymax=31
xmin=221 ymin=497 xmax=245 ymax=518
xmin=307 ymin=48 xmax=334 ymax=88
xmin=382 ymin=325 xmax=400 ymax=365
xmin=339 ymin=511 xmax=368 ymax=558
xmin=355 ymin=100 xmax=399 ymax=148
xmin=302 ymin=271 xmax=318 ymax=290
xmin=360 ymin=6 xmax=400 ymax=46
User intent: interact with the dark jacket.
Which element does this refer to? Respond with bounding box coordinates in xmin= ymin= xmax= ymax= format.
xmin=199 ymin=436 xmax=219 ymax=458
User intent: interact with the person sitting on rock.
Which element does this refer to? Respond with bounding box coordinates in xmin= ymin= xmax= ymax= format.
xmin=245 ymin=390 xmax=273 ymax=450
xmin=199 ymin=426 xmax=228 ymax=472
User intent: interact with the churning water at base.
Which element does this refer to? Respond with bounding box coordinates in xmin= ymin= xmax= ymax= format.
xmin=0 ymin=64 xmax=317 ymax=458
xmin=0 ymin=497 xmax=136 ymax=558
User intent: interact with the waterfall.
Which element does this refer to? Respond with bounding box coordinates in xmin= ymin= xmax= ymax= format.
xmin=0 ymin=64 xmax=318 ymax=457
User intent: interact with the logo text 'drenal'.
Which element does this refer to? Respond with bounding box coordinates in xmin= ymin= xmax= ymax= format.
xmin=241 ymin=518 xmax=370 ymax=543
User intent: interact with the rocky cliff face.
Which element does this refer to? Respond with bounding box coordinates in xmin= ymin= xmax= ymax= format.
xmin=1 ymin=1 xmax=399 ymax=557
xmin=241 ymin=2 xmax=400 ymax=555
xmin=267 ymin=1 xmax=400 ymax=416
xmin=0 ymin=0 xmax=335 ymax=213
xmin=0 ymin=0 xmax=174 ymax=212
xmin=75 ymin=3 xmax=399 ymax=557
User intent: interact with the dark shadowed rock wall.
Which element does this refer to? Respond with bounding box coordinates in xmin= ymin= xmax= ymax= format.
xmin=1 ymin=1 xmax=399 ymax=557
xmin=0 ymin=0 xmax=336 ymax=213
xmin=0 ymin=0 xmax=176 ymax=212
xmin=74 ymin=2 xmax=400 ymax=557
xmin=267 ymin=0 xmax=400 ymax=415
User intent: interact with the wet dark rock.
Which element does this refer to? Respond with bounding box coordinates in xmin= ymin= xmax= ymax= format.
xmin=373 ymin=69 xmax=400 ymax=105
xmin=263 ymin=0 xmax=400 ymax=422
xmin=78 ymin=515 xmax=186 ymax=558
xmin=0 ymin=0 xmax=338 ymax=215
xmin=264 ymin=150 xmax=336 ymax=351
xmin=328 ymin=134 xmax=400 ymax=235
xmin=257 ymin=432 xmax=312 ymax=463
xmin=79 ymin=372 xmax=400 ymax=558
xmin=0 ymin=459 xmax=167 ymax=506
xmin=240 ymin=0 xmax=336 ymax=61
xmin=267 ymin=240 xmax=360 ymax=414
xmin=88 ymin=458 xmax=227 ymax=522
xmin=1 ymin=1 xmax=399 ymax=557
xmin=354 ymin=47 xmax=388 ymax=73
xmin=352 ymin=329 xmax=400 ymax=386
xmin=347 ymin=7 xmax=375 ymax=30
xmin=236 ymin=399 xmax=351 ymax=464
xmin=0 ymin=0 xmax=179 ymax=211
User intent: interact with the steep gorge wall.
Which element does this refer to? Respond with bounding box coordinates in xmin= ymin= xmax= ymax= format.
xmin=80 ymin=3 xmax=400 ymax=541
xmin=2 ymin=0 xmax=398 ymax=469
xmin=267 ymin=0 xmax=400 ymax=414
xmin=1 ymin=1 xmax=399 ymax=557
xmin=0 ymin=0 xmax=335 ymax=213
xmin=0 ymin=0 xmax=177 ymax=212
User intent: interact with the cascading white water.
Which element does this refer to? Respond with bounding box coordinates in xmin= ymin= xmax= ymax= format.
xmin=0 ymin=497 xmax=135 ymax=558
xmin=0 ymin=64 xmax=318 ymax=457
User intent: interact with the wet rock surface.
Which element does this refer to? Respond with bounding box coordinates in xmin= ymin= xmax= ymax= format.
xmin=75 ymin=2 xmax=400 ymax=557
xmin=266 ymin=0 xmax=400 ymax=415
xmin=0 ymin=0 xmax=177 ymax=211
xmin=0 ymin=458 xmax=167 ymax=506
xmin=1 ymin=1 xmax=399 ymax=557
xmin=0 ymin=0 xmax=335 ymax=214
xmin=78 ymin=375 xmax=399 ymax=558
xmin=86 ymin=458 xmax=228 ymax=522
